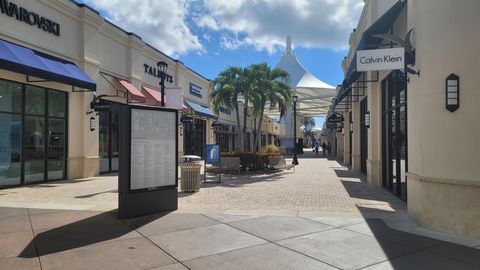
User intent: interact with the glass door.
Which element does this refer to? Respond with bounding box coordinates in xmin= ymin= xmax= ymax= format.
xmin=360 ymin=97 xmax=368 ymax=174
xmin=99 ymin=102 xmax=120 ymax=174
xmin=382 ymin=71 xmax=407 ymax=201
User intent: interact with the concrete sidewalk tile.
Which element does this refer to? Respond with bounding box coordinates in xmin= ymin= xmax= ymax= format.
xmin=0 ymin=257 xmax=41 ymax=270
xmin=427 ymin=242 xmax=480 ymax=266
xmin=0 ymin=214 xmax=32 ymax=234
xmin=278 ymin=230 xmax=417 ymax=270
xmin=306 ymin=216 xmax=366 ymax=227
xmin=204 ymin=214 xmax=259 ymax=223
xmin=148 ymin=263 xmax=189 ymax=270
xmin=125 ymin=212 xmax=219 ymax=236
xmin=149 ymin=224 xmax=266 ymax=261
xmin=184 ymin=243 xmax=337 ymax=270
xmin=228 ymin=216 xmax=333 ymax=241
xmin=0 ymin=207 xmax=28 ymax=218
xmin=28 ymin=210 xmax=102 ymax=231
xmin=39 ymin=237 xmax=176 ymax=270
xmin=0 ymin=231 xmax=35 ymax=258
xmin=362 ymin=250 xmax=480 ymax=270
xmin=34 ymin=224 xmax=143 ymax=256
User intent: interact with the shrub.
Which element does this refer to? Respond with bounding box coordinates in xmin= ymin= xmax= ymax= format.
xmin=220 ymin=151 xmax=238 ymax=157
xmin=238 ymin=152 xmax=281 ymax=171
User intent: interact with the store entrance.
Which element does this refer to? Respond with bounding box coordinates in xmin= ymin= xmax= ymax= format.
xmin=99 ymin=102 xmax=120 ymax=174
xmin=349 ymin=111 xmax=353 ymax=166
xmin=183 ymin=118 xmax=206 ymax=157
xmin=360 ymin=97 xmax=368 ymax=175
xmin=0 ymin=80 xmax=67 ymax=187
xmin=382 ymin=71 xmax=407 ymax=201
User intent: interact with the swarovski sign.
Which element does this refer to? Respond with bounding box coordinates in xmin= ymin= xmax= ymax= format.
xmin=0 ymin=0 xmax=60 ymax=36
xmin=357 ymin=47 xmax=404 ymax=71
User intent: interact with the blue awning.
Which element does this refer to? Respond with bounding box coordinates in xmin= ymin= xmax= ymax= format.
xmin=0 ymin=39 xmax=96 ymax=91
xmin=185 ymin=100 xmax=215 ymax=118
xmin=334 ymin=0 xmax=406 ymax=107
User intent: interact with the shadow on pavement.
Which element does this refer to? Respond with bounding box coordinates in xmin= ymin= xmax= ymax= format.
xmin=19 ymin=210 xmax=167 ymax=258
xmin=75 ymin=189 xmax=118 ymax=199
xmin=355 ymin=206 xmax=480 ymax=269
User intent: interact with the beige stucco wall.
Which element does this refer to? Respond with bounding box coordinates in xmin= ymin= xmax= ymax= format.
xmin=0 ymin=0 xmax=212 ymax=179
xmin=406 ymin=0 xmax=480 ymax=238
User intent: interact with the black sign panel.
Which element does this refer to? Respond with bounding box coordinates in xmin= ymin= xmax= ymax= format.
xmin=90 ymin=100 xmax=110 ymax=111
xmin=327 ymin=112 xmax=344 ymax=123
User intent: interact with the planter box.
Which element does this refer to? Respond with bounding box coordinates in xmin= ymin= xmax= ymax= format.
xmin=220 ymin=156 xmax=241 ymax=173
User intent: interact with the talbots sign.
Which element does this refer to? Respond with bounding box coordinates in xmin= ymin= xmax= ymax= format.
xmin=0 ymin=0 xmax=60 ymax=36
xmin=357 ymin=47 xmax=404 ymax=71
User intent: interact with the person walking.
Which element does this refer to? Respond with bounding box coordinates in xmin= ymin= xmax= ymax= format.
xmin=315 ymin=142 xmax=319 ymax=157
xmin=322 ymin=142 xmax=327 ymax=156
xmin=327 ymin=142 xmax=332 ymax=156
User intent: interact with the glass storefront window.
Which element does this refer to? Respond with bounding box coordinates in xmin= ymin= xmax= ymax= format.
xmin=48 ymin=118 xmax=65 ymax=180
xmin=24 ymin=116 xmax=45 ymax=183
xmin=26 ymin=85 xmax=46 ymax=115
xmin=48 ymin=90 xmax=67 ymax=118
xmin=0 ymin=79 xmax=67 ymax=187
xmin=0 ymin=80 xmax=22 ymax=113
xmin=0 ymin=113 xmax=22 ymax=186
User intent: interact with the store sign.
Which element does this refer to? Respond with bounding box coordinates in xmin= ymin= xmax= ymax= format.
xmin=143 ymin=64 xmax=173 ymax=82
xmin=357 ymin=47 xmax=404 ymax=71
xmin=189 ymin=83 xmax=202 ymax=98
xmin=327 ymin=113 xmax=344 ymax=123
xmin=0 ymin=0 xmax=60 ymax=36
xmin=90 ymin=100 xmax=110 ymax=112
xmin=219 ymin=106 xmax=231 ymax=115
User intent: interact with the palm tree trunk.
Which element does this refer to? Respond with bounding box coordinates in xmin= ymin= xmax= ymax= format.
xmin=243 ymin=101 xmax=248 ymax=151
xmin=235 ymin=102 xmax=244 ymax=152
xmin=254 ymin=102 xmax=266 ymax=151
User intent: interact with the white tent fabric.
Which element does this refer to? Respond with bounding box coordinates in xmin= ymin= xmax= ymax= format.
xmin=271 ymin=36 xmax=337 ymax=116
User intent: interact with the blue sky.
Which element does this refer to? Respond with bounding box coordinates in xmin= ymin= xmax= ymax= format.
xmin=76 ymin=0 xmax=364 ymax=127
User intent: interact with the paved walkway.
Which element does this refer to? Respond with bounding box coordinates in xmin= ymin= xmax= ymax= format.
xmin=0 ymin=152 xmax=479 ymax=269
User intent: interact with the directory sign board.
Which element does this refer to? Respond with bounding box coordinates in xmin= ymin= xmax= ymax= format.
xmin=130 ymin=108 xmax=177 ymax=190
xmin=206 ymin=144 xmax=220 ymax=163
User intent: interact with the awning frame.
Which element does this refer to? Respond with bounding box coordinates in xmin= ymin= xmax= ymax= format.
xmin=334 ymin=0 xmax=406 ymax=108
xmin=99 ymin=72 xmax=144 ymax=103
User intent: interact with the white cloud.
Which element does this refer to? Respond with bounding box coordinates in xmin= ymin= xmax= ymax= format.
xmin=85 ymin=0 xmax=203 ymax=56
xmin=197 ymin=0 xmax=364 ymax=52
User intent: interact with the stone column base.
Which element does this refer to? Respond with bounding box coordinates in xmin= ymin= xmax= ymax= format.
xmin=68 ymin=156 xmax=100 ymax=180
xmin=352 ymin=154 xmax=361 ymax=172
xmin=407 ymin=172 xmax=480 ymax=239
xmin=367 ymin=159 xmax=382 ymax=187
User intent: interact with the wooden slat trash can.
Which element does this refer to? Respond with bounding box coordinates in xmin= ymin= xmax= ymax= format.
xmin=180 ymin=162 xmax=202 ymax=192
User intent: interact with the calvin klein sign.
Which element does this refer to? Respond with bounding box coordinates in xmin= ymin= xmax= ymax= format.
xmin=357 ymin=47 xmax=404 ymax=71
xmin=0 ymin=0 xmax=60 ymax=36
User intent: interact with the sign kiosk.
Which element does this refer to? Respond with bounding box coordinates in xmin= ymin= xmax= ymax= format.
xmin=118 ymin=105 xmax=178 ymax=218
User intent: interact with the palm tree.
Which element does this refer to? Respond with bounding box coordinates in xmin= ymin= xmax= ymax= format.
xmin=211 ymin=65 xmax=264 ymax=151
xmin=301 ymin=116 xmax=315 ymax=131
xmin=300 ymin=117 xmax=316 ymax=147
xmin=250 ymin=63 xmax=292 ymax=151
xmin=210 ymin=66 xmax=245 ymax=151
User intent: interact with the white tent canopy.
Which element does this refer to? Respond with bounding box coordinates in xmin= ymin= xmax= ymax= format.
xmin=269 ymin=36 xmax=336 ymax=116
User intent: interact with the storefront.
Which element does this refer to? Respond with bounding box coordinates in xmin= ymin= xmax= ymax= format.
xmin=0 ymin=37 xmax=96 ymax=188
xmin=0 ymin=0 xmax=212 ymax=187
xmin=332 ymin=0 xmax=480 ymax=238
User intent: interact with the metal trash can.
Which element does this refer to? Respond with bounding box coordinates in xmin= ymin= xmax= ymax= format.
xmin=180 ymin=162 xmax=202 ymax=192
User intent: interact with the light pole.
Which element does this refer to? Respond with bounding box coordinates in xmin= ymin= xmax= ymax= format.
xmin=292 ymin=95 xmax=299 ymax=165
xmin=157 ymin=61 xmax=168 ymax=107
